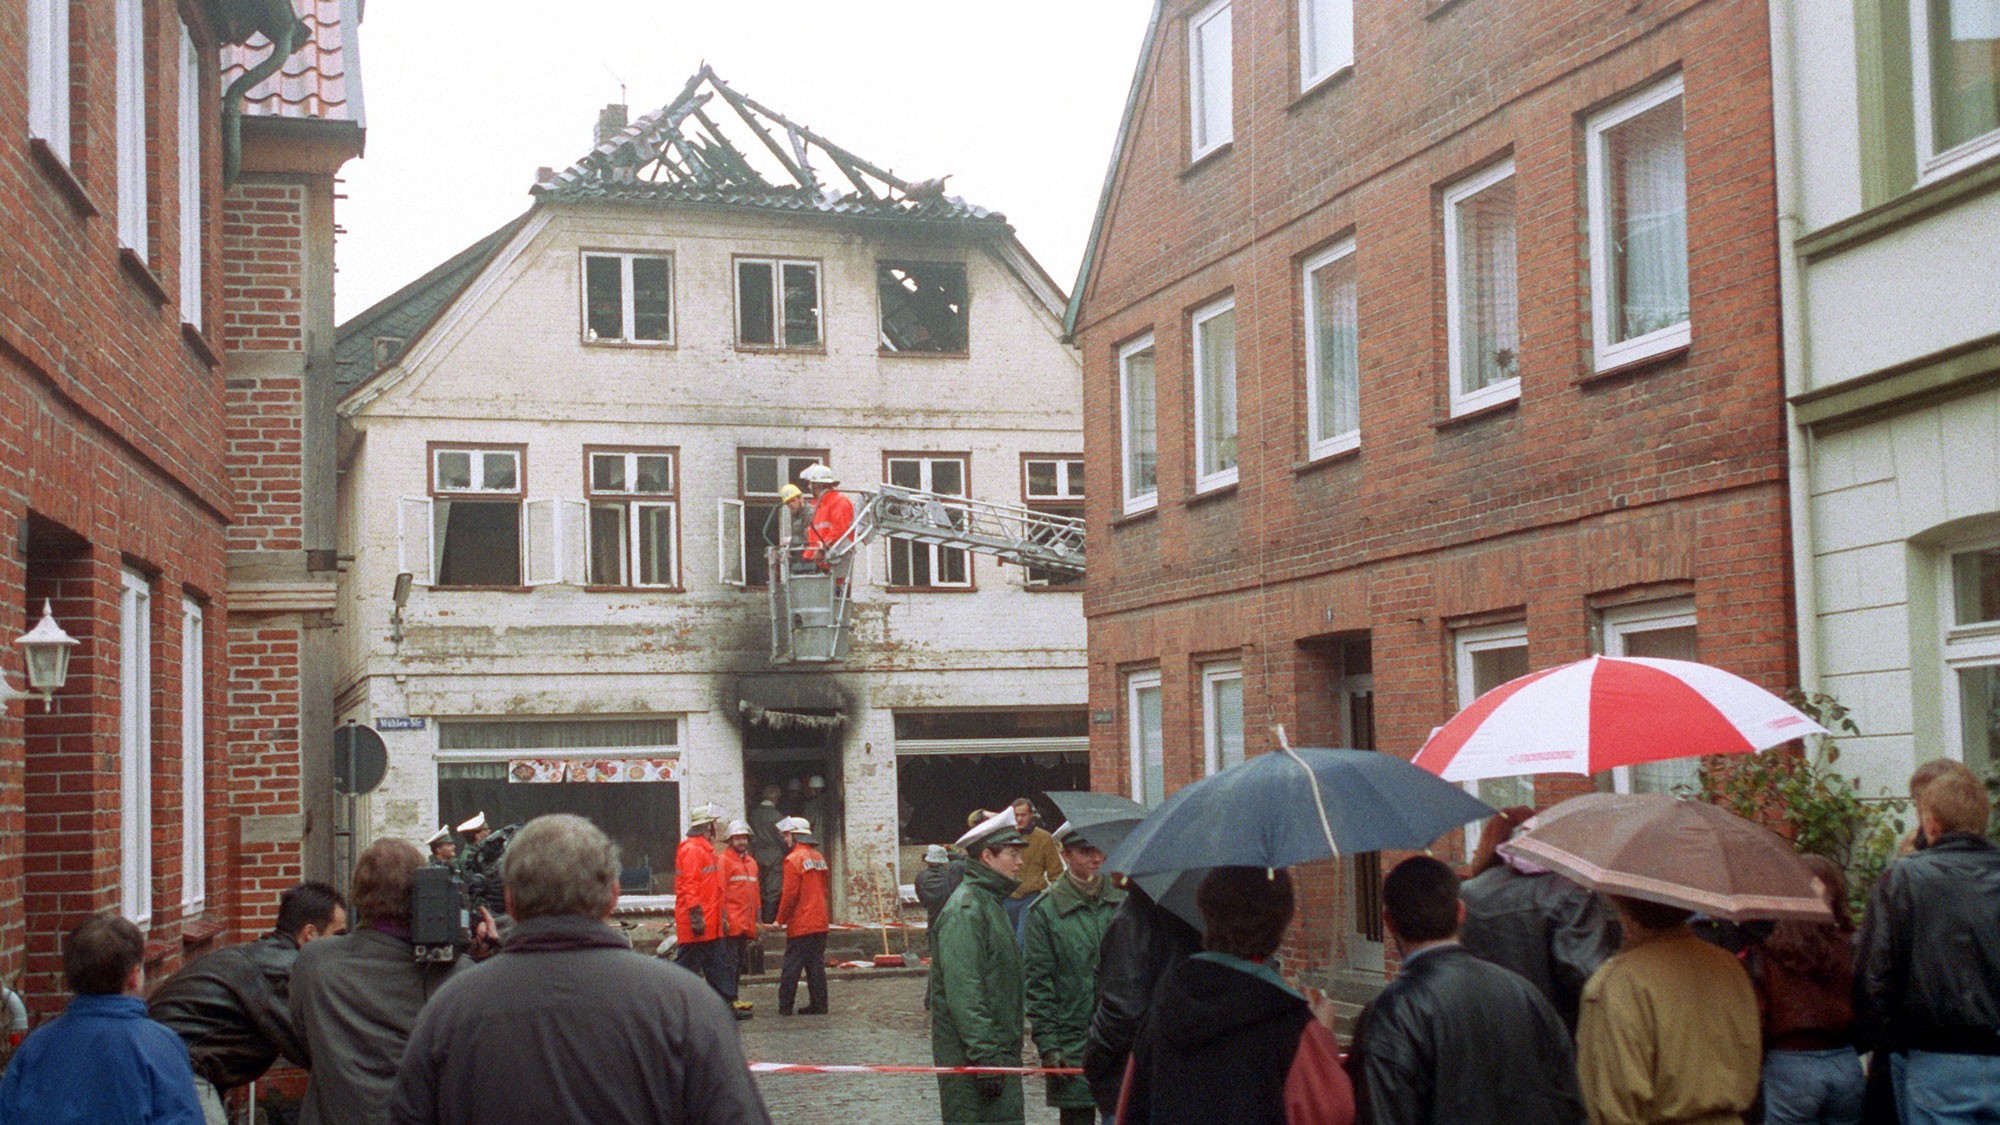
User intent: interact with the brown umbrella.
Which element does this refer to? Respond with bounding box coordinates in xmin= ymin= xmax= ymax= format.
xmin=1502 ymin=793 xmax=1833 ymax=923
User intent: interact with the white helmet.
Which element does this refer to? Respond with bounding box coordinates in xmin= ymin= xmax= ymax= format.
xmin=799 ymin=464 xmax=837 ymax=486
xmin=726 ymin=819 xmax=752 ymax=839
xmin=688 ymin=802 xmax=725 ymax=830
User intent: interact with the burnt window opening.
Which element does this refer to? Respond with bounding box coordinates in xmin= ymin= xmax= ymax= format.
xmin=736 ymin=258 xmax=820 ymax=348
xmin=434 ymin=501 xmax=521 ymax=587
xmin=878 ymin=262 xmax=969 ymax=354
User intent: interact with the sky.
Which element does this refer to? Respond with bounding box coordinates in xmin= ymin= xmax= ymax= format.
xmin=333 ymin=0 xmax=1158 ymax=322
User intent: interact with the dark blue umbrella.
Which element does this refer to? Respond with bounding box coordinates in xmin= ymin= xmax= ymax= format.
xmin=1046 ymin=791 xmax=1206 ymax=932
xmin=1104 ymin=747 xmax=1496 ymax=877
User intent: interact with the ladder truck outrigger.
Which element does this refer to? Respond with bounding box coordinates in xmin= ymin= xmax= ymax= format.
xmin=767 ymin=481 xmax=1085 ymax=664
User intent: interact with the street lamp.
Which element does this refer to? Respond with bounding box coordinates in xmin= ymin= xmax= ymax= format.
xmin=15 ymin=601 xmax=78 ymax=710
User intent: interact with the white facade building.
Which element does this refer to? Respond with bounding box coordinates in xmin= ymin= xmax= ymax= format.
xmin=1776 ymin=2 xmax=2000 ymax=795
xmin=331 ymin=71 xmax=1087 ymax=913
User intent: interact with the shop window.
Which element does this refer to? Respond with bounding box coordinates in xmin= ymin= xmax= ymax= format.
xmin=878 ymin=262 xmax=969 ymax=354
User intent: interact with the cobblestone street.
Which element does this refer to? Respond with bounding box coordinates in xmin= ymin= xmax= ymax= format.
xmin=738 ymin=970 xmax=1067 ymax=1125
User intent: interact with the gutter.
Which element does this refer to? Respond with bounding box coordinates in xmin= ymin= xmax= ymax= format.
xmin=1769 ymin=0 xmax=1821 ymax=695
xmin=221 ymin=0 xmax=305 ymax=188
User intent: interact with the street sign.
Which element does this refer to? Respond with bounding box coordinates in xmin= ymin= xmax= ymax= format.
xmin=332 ymin=724 xmax=389 ymax=795
xmin=376 ymin=716 xmax=426 ymax=731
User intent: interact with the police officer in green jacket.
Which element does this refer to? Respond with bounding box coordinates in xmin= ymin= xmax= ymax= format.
xmin=1024 ymin=823 xmax=1125 ymax=1125
xmin=931 ymin=808 xmax=1029 ymax=1124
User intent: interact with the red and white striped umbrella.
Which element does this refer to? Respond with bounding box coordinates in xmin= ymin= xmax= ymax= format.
xmin=1412 ymin=656 xmax=1826 ymax=783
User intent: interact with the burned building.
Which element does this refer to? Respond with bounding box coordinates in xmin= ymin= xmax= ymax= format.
xmin=329 ymin=68 xmax=1086 ymax=915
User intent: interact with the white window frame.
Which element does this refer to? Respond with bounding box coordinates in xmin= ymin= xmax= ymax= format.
xmin=1300 ymin=0 xmax=1354 ymax=91
xmin=1454 ymin=622 xmax=1531 ymax=848
xmin=116 ymin=0 xmax=148 ymax=256
xmin=1128 ymin=670 xmax=1166 ymax=806
xmin=27 ymin=0 xmax=72 ymax=164
xmin=1303 ymin=238 xmax=1361 ymax=458
xmin=734 ymin=257 xmax=822 ymax=349
xmin=1444 ymin=161 xmax=1521 ymax=416
xmin=1191 ymin=296 xmax=1239 ymax=493
xmin=1941 ymin=541 xmax=2000 ymax=772
xmin=579 ymin=251 xmax=674 ymax=345
xmin=1911 ymin=0 xmax=2000 ymax=181
xmin=1119 ymin=334 xmax=1159 ymax=514
xmin=1202 ymin=660 xmax=1245 ymax=775
xmin=178 ymin=24 xmax=203 ymax=329
xmin=180 ymin=600 xmax=205 ymax=915
xmin=886 ymin=455 xmax=973 ymax=589
xmin=1189 ymin=0 xmax=1234 ymax=160
xmin=1585 ymin=75 xmax=1690 ymax=372
xmin=1602 ymin=599 xmax=1700 ymax=794
xmin=1023 ymin=458 xmax=1085 ymax=501
xmin=717 ymin=498 xmax=747 ymax=587
xmin=121 ymin=570 xmax=153 ymax=929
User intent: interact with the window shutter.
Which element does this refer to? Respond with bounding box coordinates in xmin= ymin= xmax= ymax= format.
xmin=523 ymin=497 xmax=558 ymax=586
xmin=718 ymin=499 xmax=746 ymax=587
xmin=558 ymin=499 xmax=589 ymax=584
xmin=398 ymin=497 xmax=435 ymax=586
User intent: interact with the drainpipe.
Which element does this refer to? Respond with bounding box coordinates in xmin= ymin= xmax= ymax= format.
xmin=1769 ymin=0 xmax=1822 ymax=697
xmin=221 ymin=0 xmax=304 ymax=188
xmin=0 ymin=982 xmax=27 ymax=1049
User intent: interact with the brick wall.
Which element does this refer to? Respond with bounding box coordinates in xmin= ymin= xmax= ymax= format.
xmin=221 ymin=183 xmax=306 ymax=352
xmin=1074 ymin=0 xmax=1794 ymax=978
xmin=226 ymin=625 xmax=306 ymax=935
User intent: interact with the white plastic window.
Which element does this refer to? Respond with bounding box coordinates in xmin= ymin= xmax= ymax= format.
xmin=1944 ymin=543 xmax=2000 ymax=780
xmin=181 ymin=600 xmax=205 ymax=915
xmin=1455 ymin=623 xmax=1532 ymax=838
xmin=1445 ymin=161 xmax=1521 ymax=415
xmin=1301 ymin=0 xmax=1354 ymax=90
xmin=178 ymin=25 xmax=203 ymax=329
xmin=1119 ymin=335 xmax=1159 ymax=513
xmin=121 ymin=570 xmax=153 ymax=928
xmin=27 ymin=0 xmax=71 ymax=163
xmin=1912 ymin=0 xmax=2000 ymax=180
xmin=1128 ymin=670 xmax=1166 ymax=805
xmin=1192 ymin=297 xmax=1239 ymax=492
xmin=1603 ymin=601 xmax=1699 ymax=795
xmin=116 ymin=0 xmax=147 ymax=255
xmin=1303 ymin=240 xmax=1360 ymax=457
xmin=1202 ymin=661 xmax=1245 ymax=775
xmin=1586 ymin=76 xmax=1689 ymax=371
xmin=1189 ymin=0 xmax=1234 ymax=159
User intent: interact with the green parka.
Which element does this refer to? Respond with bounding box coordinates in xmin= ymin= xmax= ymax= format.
xmin=1023 ymin=873 xmax=1125 ymax=1109
xmin=929 ymin=858 xmax=1026 ymax=1124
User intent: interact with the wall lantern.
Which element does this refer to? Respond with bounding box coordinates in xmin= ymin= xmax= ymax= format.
xmin=15 ymin=601 xmax=78 ymax=709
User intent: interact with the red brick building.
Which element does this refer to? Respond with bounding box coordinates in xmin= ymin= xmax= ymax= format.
xmin=1067 ymin=0 xmax=1795 ymax=981
xmin=0 ymin=0 xmax=355 ymax=1025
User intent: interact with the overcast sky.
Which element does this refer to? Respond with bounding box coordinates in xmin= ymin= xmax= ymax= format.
xmin=334 ymin=1 xmax=1157 ymax=322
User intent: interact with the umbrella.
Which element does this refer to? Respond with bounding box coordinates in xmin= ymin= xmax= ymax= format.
xmin=1412 ymin=655 xmax=1826 ymax=782
xmin=1501 ymin=792 xmax=1833 ymax=922
xmin=1104 ymin=747 xmax=1495 ymax=877
xmin=1045 ymin=791 xmax=1206 ymax=931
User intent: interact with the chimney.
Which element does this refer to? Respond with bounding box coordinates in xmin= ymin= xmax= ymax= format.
xmin=595 ymin=104 xmax=629 ymax=148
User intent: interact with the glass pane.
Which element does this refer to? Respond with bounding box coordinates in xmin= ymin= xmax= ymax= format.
xmin=631 ymin=257 xmax=671 ymax=341
xmin=939 ymin=547 xmax=968 ymax=585
xmin=436 ymin=775 xmax=679 ymax=890
xmin=1954 ymin=548 xmax=2000 ymax=625
xmin=1456 ymin=177 xmax=1519 ymax=392
xmin=588 ymin=504 xmax=626 ymax=585
xmin=1470 ymin=642 xmax=1529 ymax=696
xmin=743 ymin=455 xmax=779 ymax=497
xmin=1958 ymin=665 xmax=2000 ymax=779
xmin=1607 ymin=97 xmax=1688 ymax=342
xmin=1195 ymin=5 xmax=1233 ymax=149
xmin=1621 ymin=624 xmax=1697 ymax=661
xmin=592 ymin=454 xmax=626 ymax=493
xmin=1124 ymin=347 xmax=1158 ymax=497
xmin=1478 ymin=775 xmax=1536 ymax=812
xmin=635 ymin=455 xmax=672 ymax=494
xmin=1931 ymin=0 xmax=2000 ymax=153
xmin=436 ymin=450 xmax=472 ymax=491
xmin=1198 ymin=308 xmax=1237 ymax=477
xmin=1067 ymin=461 xmax=1085 ymax=495
xmin=481 ymin=452 xmax=517 ymax=492
xmin=1212 ymin=674 xmax=1244 ymax=769
xmin=1137 ymin=684 xmax=1166 ymax=805
xmin=782 ymin=263 xmax=820 ymax=346
xmin=888 ymin=460 xmax=922 ymax=490
xmin=743 ymin=503 xmax=772 ymax=587
xmin=1310 ymin=254 xmax=1359 ymax=441
xmin=1027 ymin=461 xmax=1058 ymax=497
xmin=1307 ymin=0 xmax=1352 ymax=77
xmin=637 ymin=505 xmax=674 ymax=586
xmin=585 ymin=256 xmax=624 ymax=340
xmin=930 ymin=459 xmax=964 ymax=496
xmin=737 ymin=261 xmax=775 ymax=345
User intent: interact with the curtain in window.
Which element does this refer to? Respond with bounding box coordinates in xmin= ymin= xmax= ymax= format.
xmin=1312 ymin=256 xmax=1359 ymax=440
xmin=1933 ymin=0 xmax=2000 ymax=152
xmin=1136 ymin=684 xmax=1165 ymax=805
xmin=1211 ymin=675 xmax=1244 ymax=770
xmin=1195 ymin=6 xmax=1233 ymax=149
xmin=438 ymin=717 xmax=678 ymax=751
xmin=1125 ymin=349 xmax=1158 ymax=495
xmin=1199 ymin=310 xmax=1238 ymax=476
xmin=1610 ymin=99 xmax=1688 ymax=342
xmin=1458 ymin=180 xmax=1519 ymax=391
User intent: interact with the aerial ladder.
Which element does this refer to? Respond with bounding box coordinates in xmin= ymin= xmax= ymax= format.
xmin=768 ymin=484 xmax=1085 ymax=663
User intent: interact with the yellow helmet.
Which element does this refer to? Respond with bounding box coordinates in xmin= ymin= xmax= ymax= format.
xmin=778 ymin=483 xmax=804 ymax=502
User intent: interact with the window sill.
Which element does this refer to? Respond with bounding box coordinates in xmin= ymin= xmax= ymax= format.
xmin=1181 ymin=142 xmax=1234 ymax=179
xmin=1292 ymin=65 xmax=1353 ymax=109
xmin=28 ymin=138 xmax=99 ymax=218
xmin=582 ymin=338 xmax=675 ymax=349
xmin=431 ymin=584 xmax=534 ymax=593
xmin=878 ymin=348 xmax=970 ymax=360
xmin=1577 ymin=343 xmax=1689 ymax=387
xmin=1023 ymin=582 xmax=1084 ymax=593
xmin=733 ymin=343 xmax=826 ymax=356
xmin=1799 ymin=154 xmax=2000 ymax=264
xmin=142 ymin=939 xmax=173 ymax=966
xmin=582 ymin=585 xmax=685 ymax=594
xmin=1186 ymin=482 xmax=1239 ymax=507
xmin=1432 ymin=396 xmax=1519 ymax=430
xmin=1424 ymin=0 xmax=1473 ymax=19
xmin=181 ymin=917 xmax=226 ymax=946
xmin=1294 ymin=445 xmax=1361 ymax=474
xmin=885 ymin=585 xmax=979 ymax=594
xmin=119 ymin=248 xmax=171 ymax=305
xmin=182 ymin=322 xmax=222 ymax=369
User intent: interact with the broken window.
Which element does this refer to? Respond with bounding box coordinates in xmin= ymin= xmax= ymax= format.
xmin=586 ymin=448 xmax=678 ymax=588
xmin=722 ymin=450 xmax=827 ymax=588
xmin=877 ymin=262 xmax=969 ymax=354
xmin=582 ymin=252 xmax=673 ymax=344
xmin=736 ymin=258 xmax=820 ymax=348
xmin=1022 ymin=456 xmax=1084 ymax=589
xmin=887 ymin=454 xmax=970 ymax=588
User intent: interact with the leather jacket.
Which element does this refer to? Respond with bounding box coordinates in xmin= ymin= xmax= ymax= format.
xmin=1856 ymin=834 xmax=2000 ymax=1054
xmin=1347 ymin=945 xmax=1585 ymax=1125
xmin=1082 ymin=889 xmax=1202 ymax=1117
xmin=147 ymin=932 xmax=305 ymax=1090
xmin=1458 ymin=865 xmax=1620 ymax=1032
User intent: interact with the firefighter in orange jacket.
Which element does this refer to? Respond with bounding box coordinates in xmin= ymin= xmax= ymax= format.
xmin=799 ymin=464 xmax=853 ymax=569
xmin=775 ymin=816 xmax=832 ymax=1016
xmin=674 ymin=802 xmax=730 ymax=1001
xmin=719 ymin=819 xmax=761 ymax=1020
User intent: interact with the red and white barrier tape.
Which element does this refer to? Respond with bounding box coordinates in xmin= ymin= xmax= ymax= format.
xmin=748 ymin=1062 xmax=1083 ymax=1076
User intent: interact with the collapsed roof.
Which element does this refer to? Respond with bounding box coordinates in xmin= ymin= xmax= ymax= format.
xmin=534 ymin=65 xmax=1008 ymax=229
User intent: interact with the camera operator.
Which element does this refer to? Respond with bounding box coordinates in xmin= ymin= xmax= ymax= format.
xmin=149 ymin=882 xmax=348 ymax=1125
xmin=293 ymin=839 xmax=472 ymax=1125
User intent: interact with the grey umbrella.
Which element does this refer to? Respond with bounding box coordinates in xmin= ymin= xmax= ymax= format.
xmin=1045 ymin=790 xmax=1205 ymax=932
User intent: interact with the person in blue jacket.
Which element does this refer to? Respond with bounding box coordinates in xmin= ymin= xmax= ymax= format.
xmin=0 ymin=911 xmax=202 ymax=1124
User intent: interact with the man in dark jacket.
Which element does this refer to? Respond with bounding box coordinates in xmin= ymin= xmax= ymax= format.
xmin=931 ymin=808 xmax=1029 ymax=1124
xmin=149 ymin=882 xmax=348 ymax=1123
xmin=390 ymin=814 xmax=771 ymax=1125
xmin=915 ymin=844 xmax=964 ymax=929
xmin=1347 ymin=856 xmax=1584 ymax=1125
xmin=750 ymin=785 xmax=787 ymax=922
xmin=1082 ymin=881 xmax=1202 ymax=1118
xmin=1855 ymin=762 xmax=2000 ymax=1121
xmin=1458 ymin=811 xmax=1619 ymax=1032
xmin=293 ymin=839 xmax=469 ymax=1125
